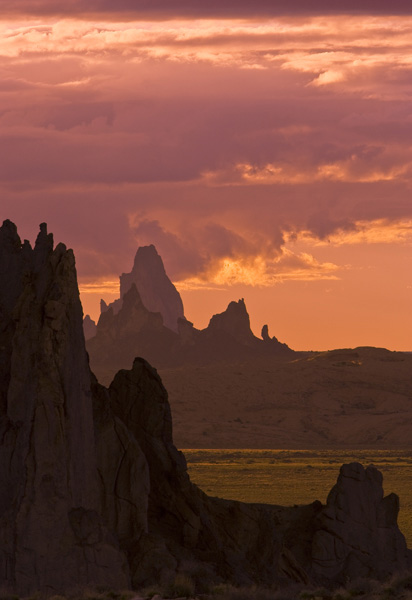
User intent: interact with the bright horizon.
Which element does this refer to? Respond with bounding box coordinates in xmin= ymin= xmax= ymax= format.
xmin=1 ymin=1 xmax=411 ymax=351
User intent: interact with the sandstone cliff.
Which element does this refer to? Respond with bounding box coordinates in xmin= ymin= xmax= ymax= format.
xmin=0 ymin=220 xmax=410 ymax=595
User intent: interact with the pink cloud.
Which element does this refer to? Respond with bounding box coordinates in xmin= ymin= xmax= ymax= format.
xmin=1 ymin=11 xmax=411 ymax=352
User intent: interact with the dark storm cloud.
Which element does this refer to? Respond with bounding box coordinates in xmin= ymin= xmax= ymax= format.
xmin=3 ymin=0 xmax=412 ymax=18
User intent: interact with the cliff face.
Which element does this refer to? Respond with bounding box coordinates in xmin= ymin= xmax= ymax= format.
xmin=0 ymin=221 xmax=128 ymax=595
xmin=0 ymin=220 xmax=410 ymax=595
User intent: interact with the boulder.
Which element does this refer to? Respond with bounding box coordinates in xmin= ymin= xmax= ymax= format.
xmin=312 ymin=462 xmax=410 ymax=582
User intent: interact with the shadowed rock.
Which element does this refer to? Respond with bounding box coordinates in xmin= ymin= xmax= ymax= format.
xmin=0 ymin=220 xmax=128 ymax=595
xmin=88 ymin=291 xmax=291 ymax=384
xmin=207 ymin=298 xmax=254 ymax=344
xmin=312 ymin=462 xmax=409 ymax=582
xmin=99 ymin=245 xmax=185 ymax=332
xmin=83 ymin=314 xmax=97 ymax=339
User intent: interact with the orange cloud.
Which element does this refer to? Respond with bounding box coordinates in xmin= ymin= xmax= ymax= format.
xmin=78 ymin=279 xmax=119 ymax=294
xmin=174 ymin=249 xmax=340 ymax=289
xmin=302 ymin=219 xmax=412 ymax=246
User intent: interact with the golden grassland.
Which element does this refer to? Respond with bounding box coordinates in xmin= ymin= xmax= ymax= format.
xmin=184 ymin=449 xmax=412 ymax=545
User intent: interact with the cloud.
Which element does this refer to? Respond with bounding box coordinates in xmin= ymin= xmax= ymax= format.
xmin=1 ymin=11 xmax=412 ymax=298
xmin=3 ymin=0 xmax=412 ymax=19
xmin=128 ymin=217 xmax=340 ymax=287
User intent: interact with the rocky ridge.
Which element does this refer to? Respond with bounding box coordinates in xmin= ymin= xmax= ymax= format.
xmin=87 ymin=285 xmax=291 ymax=384
xmin=1 ymin=220 xmax=410 ymax=595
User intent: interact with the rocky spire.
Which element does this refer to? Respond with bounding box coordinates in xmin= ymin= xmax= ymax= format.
xmin=119 ymin=244 xmax=184 ymax=332
xmin=206 ymin=298 xmax=255 ymax=344
xmin=0 ymin=221 xmax=127 ymax=595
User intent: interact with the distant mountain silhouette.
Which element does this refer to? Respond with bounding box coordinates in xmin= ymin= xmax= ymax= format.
xmin=83 ymin=313 xmax=97 ymax=339
xmin=87 ymin=290 xmax=292 ymax=381
xmin=86 ymin=244 xmax=291 ymax=382
xmin=99 ymin=244 xmax=184 ymax=331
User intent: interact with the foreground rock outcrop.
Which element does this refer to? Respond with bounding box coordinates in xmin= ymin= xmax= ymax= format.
xmin=312 ymin=463 xmax=409 ymax=582
xmin=0 ymin=220 xmax=410 ymax=595
xmin=0 ymin=221 xmax=128 ymax=594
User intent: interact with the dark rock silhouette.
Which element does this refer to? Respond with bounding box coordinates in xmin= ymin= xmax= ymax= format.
xmin=312 ymin=463 xmax=409 ymax=582
xmin=0 ymin=221 xmax=127 ymax=595
xmin=83 ymin=313 xmax=97 ymax=339
xmin=88 ymin=289 xmax=292 ymax=384
xmin=1 ymin=220 xmax=410 ymax=595
xmin=262 ymin=323 xmax=270 ymax=341
xmin=88 ymin=284 xmax=179 ymax=377
xmin=100 ymin=245 xmax=184 ymax=332
xmin=207 ymin=298 xmax=254 ymax=344
xmin=86 ymin=245 xmax=291 ymax=383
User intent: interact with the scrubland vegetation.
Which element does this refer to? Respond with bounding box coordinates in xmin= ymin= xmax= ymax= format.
xmin=5 ymin=572 xmax=412 ymax=600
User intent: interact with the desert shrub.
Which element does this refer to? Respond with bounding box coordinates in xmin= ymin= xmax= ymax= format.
xmin=215 ymin=584 xmax=281 ymax=600
xmin=105 ymin=592 xmax=134 ymax=600
xmin=273 ymin=583 xmax=307 ymax=600
xmin=165 ymin=573 xmax=196 ymax=598
xmin=387 ymin=572 xmax=412 ymax=594
xmin=299 ymin=589 xmax=332 ymax=600
xmin=331 ymin=590 xmax=351 ymax=600
xmin=347 ymin=578 xmax=378 ymax=597
xmin=210 ymin=584 xmax=277 ymax=600
xmin=210 ymin=583 xmax=235 ymax=597
xmin=398 ymin=574 xmax=412 ymax=590
xmin=140 ymin=583 xmax=163 ymax=599
xmin=178 ymin=559 xmax=217 ymax=594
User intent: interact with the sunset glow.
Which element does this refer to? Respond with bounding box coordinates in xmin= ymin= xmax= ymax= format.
xmin=1 ymin=2 xmax=411 ymax=351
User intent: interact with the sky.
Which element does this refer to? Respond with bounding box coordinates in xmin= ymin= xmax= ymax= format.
xmin=1 ymin=1 xmax=411 ymax=351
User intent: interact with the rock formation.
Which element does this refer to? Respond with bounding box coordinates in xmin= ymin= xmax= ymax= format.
xmin=312 ymin=463 xmax=409 ymax=582
xmin=83 ymin=313 xmax=97 ymax=339
xmin=99 ymin=244 xmax=184 ymax=332
xmin=87 ymin=284 xmax=179 ymax=377
xmin=207 ymin=298 xmax=255 ymax=344
xmin=86 ymin=246 xmax=291 ymax=383
xmin=1 ymin=220 xmax=410 ymax=596
xmin=88 ymin=290 xmax=291 ymax=384
xmin=0 ymin=221 xmax=127 ymax=595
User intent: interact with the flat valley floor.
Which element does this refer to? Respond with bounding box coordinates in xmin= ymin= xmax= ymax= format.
xmin=184 ymin=449 xmax=412 ymax=545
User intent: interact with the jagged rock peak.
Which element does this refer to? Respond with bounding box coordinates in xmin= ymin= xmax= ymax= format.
xmin=119 ymin=244 xmax=184 ymax=332
xmin=83 ymin=314 xmax=97 ymax=340
xmin=131 ymin=244 xmax=165 ymax=273
xmin=0 ymin=219 xmax=22 ymax=250
xmin=0 ymin=221 xmax=127 ymax=595
xmin=261 ymin=324 xmax=270 ymax=341
xmin=207 ymin=298 xmax=254 ymax=341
